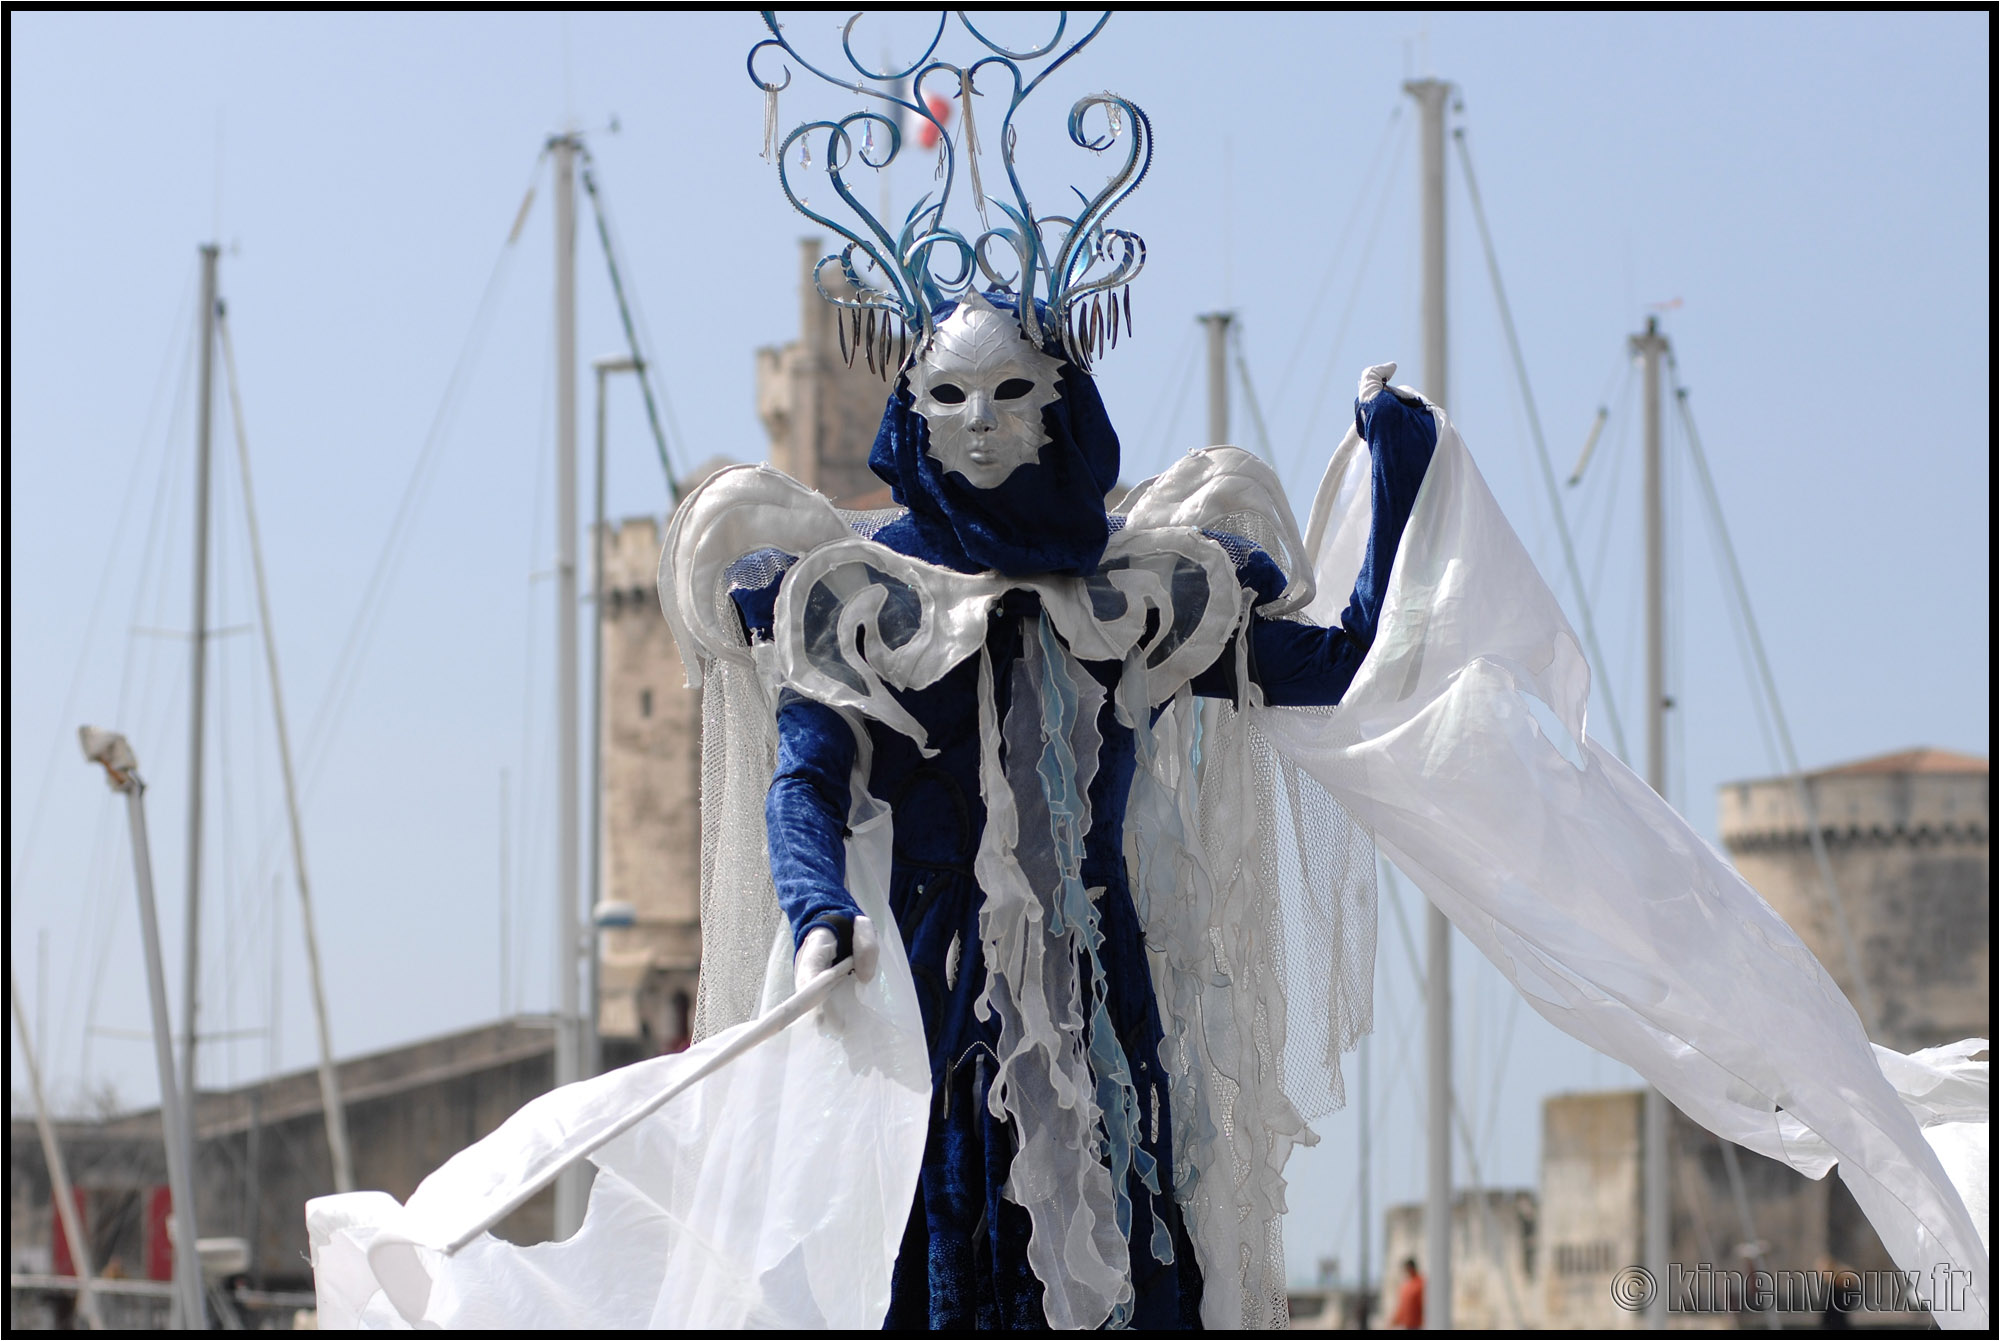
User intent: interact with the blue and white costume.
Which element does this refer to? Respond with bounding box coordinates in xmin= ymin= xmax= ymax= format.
xmin=708 ymin=301 xmax=1434 ymax=1329
xmin=300 ymin=14 xmax=1988 ymax=1331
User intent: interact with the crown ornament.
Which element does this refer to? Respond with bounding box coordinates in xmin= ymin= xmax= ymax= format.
xmin=748 ymin=10 xmax=1151 ymax=378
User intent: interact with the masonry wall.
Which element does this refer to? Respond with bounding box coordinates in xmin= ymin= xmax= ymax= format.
xmin=755 ymin=237 xmax=904 ymax=508
xmin=1534 ymin=1090 xmax=1929 ymax=1329
xmin=1382 ymin=1188 xmax=1540 ymax=1329
xmin=1538 ymin=1090 xmax=1644 ymax=1329
xmin=10 ymin=1020 xmax=558 ymax=1294
xmin=1719 ymin=764 xmax=1989 ymax=1053
xmin=596 ymin=513 xmax=703 ymax=1055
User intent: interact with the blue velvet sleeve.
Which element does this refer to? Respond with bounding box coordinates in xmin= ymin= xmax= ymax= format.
xmin=767 ymin=690 xmax=865 ymax=957
xmin=1192 ymin=384 xmax=1438 ymax=707
xmin=732 ymin=556 xmax=861 ymax=956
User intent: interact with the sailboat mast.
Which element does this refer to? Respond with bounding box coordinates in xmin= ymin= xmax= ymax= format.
xmin=1201 ymin=311 xmax=1232 ymax=444
xmin=183 ymin=242 xmax=219 ymax=1112
xmin=1632 ymin=315 xmax=1672 ymax=1328
xmin=1357 ymin=1030 xmax=1372 ymax=1327
xmin=1404 ymin=73 xmax=1453 ymax=1332
xmin=82 ymin=730 xmax=207 ymax=1328
xmin=12 ymin=972 xmax=106 ymax=1328
xmin=1636 ymin=317 xmax=1668 ymax=798
xmin=551 ymin=130 xmax=587 ymax=1240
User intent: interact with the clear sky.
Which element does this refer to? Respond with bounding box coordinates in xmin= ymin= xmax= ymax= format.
xmin=8 ymin=10 xmax=1990 ymax=1290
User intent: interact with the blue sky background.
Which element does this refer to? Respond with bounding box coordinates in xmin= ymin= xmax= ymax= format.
xmin=9 ymin=11 xmax=1989 ymax=1289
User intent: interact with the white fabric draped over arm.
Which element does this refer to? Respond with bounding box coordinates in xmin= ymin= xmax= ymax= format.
xmin=1258 ymin=404 xmax=1989 ymax=1329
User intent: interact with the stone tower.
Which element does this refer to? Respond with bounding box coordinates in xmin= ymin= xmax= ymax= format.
xmin=595 ymin=240 xmax=906 ymax=1057
xmin=754 ymin=237 xmax=903 ymax=508
xmin=1718 ymin=746 xmax=1989 ymax=1052
xmin=595 ymin=513 xmax=704 ymax=1058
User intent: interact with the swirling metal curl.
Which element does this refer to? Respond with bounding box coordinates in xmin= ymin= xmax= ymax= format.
xmin=749 ymin=9 xmax=1151 ymax=376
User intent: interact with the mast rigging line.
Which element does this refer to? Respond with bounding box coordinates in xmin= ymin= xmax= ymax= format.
xmin=1579 ymin=367 xmax=1638 ymax=617
xmin=1319 ymin=881 xmax=1426 ymax=1283
xmin=14 ymin=264 xmax=198 ymax=892
xmin=214 ymin=460 xmax=244 ymax=1092
xmin=1666 ymin=390 xmax=1688 ymax=808
xmin=292 ymin=164 xmax=536 ymax=803
xmin=1451 ymin=119 xmax=1630 ymax=763
xmin=1231 ymin=322 xmax=1277 ymax=466
xmin=1135 ymin=322 xmax=1197 ymax=467
xmin=510 ymin=324 xmax=560 ymax=1017
xmin=73 ymin=803 xmax=128 ymax=1098
xmin=1152 ymin=326 xmax=1202 ymax=463
xmin=1686 ymin=396 xmax=1784 ymax=777
xmin=17 ymin=262 xmax=200 ymax=1092
xmin=1271 ymin=101 xmax=1407 ymax=408
xmin=77 ymin=324 xmax=205 ymax=1100
xmin=1568 ymin=346 xmax=1634 ymax=491
xmin=1475 ymin=989 xmax=1523 ymax=1174
xmin=216 ymin=299 xmax=358 ymax=1191
xmin=78 ymin=278 xmax=209 ymax=1099
xmin=1378 ymin=859 xmax=1529 ymax=1330
xmin=1287 ymin=117 xmax=1412 ymax=502
xmin=13 ymin=967 xmax=108 ymax=1330
xmin=576 ymin=143 xmax=683 ymax=497
xmin=1669 ymin=360 xmax=1879 ymax=1038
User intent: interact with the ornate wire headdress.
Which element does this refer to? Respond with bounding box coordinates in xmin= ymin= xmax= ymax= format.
xmin=748 ymin=10 xmax=1151 ymax=378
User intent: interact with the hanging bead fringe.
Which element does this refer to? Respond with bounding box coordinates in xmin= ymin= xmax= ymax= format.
xmin=959 ymin=72 xmax=991 ymax=233
xmin=760 ymin=84 xmax=780 ymax=161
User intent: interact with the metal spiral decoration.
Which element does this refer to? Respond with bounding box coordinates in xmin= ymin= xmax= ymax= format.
xmin=747 ymin=10 xmax=1151 ymax=376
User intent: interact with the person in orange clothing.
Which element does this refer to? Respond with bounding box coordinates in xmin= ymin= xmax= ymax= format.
xmin=1388 ymin=1257 xmax=1425 ymax=1330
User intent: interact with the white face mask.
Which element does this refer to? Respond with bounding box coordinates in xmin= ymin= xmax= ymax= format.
xmin=909 ymin=292 xmax=1065 ymax=490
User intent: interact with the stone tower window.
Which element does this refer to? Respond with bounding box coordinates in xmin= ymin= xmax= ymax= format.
xmin=640 ymin=688 xmax=653 ymax=718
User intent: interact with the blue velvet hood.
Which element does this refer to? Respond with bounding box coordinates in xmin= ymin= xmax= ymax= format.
xmin=868 ymin=294 xmax=1120 ymax=577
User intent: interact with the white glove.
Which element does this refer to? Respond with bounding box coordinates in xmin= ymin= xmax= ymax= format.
xmin=1358 ymin=362 xmax=1398 ymax=402
xmin=794 ymin=926 xmax=838 ymax=992
xmin=1360 ymin=361 xmax=1427 ymax=408
xmin=795 ymin=916 xmax=878 ymax=1037
xmin=793 ymin=915 xmax=879 ymax=995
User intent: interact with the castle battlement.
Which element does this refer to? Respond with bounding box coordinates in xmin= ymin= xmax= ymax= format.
xmin=1718 ymin=747 xmax=1989 ymax=1054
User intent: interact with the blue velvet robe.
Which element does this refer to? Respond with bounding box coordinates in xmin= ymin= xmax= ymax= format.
xmin=735 ymin=339 xmax=1437 ymax=1330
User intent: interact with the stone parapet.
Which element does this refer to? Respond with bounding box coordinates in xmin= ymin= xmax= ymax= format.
xmin=1718 ymin=748 xmax=1988 ymax=1055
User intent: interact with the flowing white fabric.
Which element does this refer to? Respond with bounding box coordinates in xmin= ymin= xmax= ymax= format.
xmin=1880 ymin=1040 xmax=1989 ymax=1257
xmin=1257 ymin=398 xmax=1990 ymax=1328
xmin=304 ymin=803 xmax=930 ymax=1330
xmin=309 ymin=403 xmax=1984 ymax=1329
